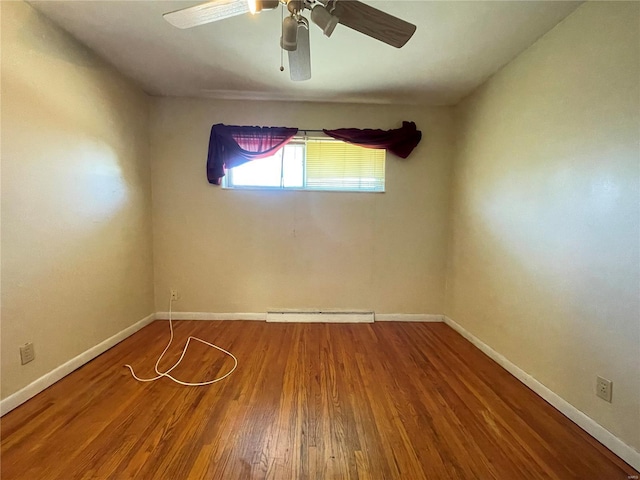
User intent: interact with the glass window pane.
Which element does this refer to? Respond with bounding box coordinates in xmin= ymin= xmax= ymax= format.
xmin=224 ymin=138 xmax=385 ymax=192
xmin=283 ymin=144 xmax=304 ymax=188
xmin=229 ymin=152 xmax=283 ymax=187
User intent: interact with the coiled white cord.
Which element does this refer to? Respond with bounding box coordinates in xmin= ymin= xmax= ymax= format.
xmin=124 ymin=298 xmax=238 ymax=386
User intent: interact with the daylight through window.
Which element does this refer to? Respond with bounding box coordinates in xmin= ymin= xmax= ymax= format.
xmin=223 ymin=137 xmax=385 ymax=192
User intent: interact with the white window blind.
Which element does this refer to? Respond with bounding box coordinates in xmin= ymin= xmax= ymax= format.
xmin=305 ymin=139 xmax=385 ymax=192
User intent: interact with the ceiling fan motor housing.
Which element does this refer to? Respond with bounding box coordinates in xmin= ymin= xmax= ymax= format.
xmin=287 ymin=0 xmax=304 ymax=14
xmin=260 ymin=0 xmax=280 ymax=11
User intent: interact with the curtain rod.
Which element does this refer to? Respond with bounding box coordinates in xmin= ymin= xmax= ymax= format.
xmin=297 ymin=129 xmax=326 ymax=134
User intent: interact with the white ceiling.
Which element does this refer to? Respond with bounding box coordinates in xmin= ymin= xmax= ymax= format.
xmin=29 ymin=0 xmax=581 ymax=105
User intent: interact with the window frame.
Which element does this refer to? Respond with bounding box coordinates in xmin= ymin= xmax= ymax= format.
xmin=222 ymin=135 xmax=386 ymax=193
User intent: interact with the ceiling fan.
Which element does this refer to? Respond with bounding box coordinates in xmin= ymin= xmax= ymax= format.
xmin=163 ymin=0 xmax=416 ymax=81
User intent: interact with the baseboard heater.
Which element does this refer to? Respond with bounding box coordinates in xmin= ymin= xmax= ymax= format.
xmin=266 ymin=310 xmax=374 ymax=323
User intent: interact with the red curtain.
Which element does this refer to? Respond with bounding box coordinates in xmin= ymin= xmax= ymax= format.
xmin=323 ymin=121 xmax=422 ymax=159
xmin=207 ymin=124 xmax=298 ymax=185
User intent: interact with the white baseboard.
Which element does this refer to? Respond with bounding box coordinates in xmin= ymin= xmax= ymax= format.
xmin=375 ymin=313 xmax=444 ymax=322
xmin=0 ymin=313 xmax=156 ymax=417
xmin=155 ymin=312 xmax=266 ymax=321
xmin=443 ymin=316 xmax=640 ymax=471
xmin=157 ymin=312 xmax=444 ymax=323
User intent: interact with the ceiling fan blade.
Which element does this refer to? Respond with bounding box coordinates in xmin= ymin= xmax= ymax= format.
xmin=288 ymin=24 xmax=311 ymax=81
xmin=329 ymin=0 xmax=416 ymax=48
xmin=163 ymin=0 xmax=249 ymax=29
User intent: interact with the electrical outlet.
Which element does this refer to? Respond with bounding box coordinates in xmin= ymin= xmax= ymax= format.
xmin=20 ymin=343 xmax=35 ymax=365
xmin=170 ymin=289 xmax=179 ymax=301
xmin=596 ymin=376 xmax=612 ymax=402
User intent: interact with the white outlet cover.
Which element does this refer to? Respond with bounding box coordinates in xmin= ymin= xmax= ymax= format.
xmin=596 ymin=376 xmax=612 ymax=402
xmin=20 ymin=343 xmax=35 ymax=365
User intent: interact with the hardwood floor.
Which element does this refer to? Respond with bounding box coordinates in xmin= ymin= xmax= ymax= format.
xmin=1 ymin=321 xmax=636 ymax=479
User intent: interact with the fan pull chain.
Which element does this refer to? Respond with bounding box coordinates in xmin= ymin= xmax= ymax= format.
xmin=279 ymin=3 xmax=285 ymax=72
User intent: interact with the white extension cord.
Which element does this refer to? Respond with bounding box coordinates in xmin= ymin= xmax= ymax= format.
xmin=124 ymin=298 xmax=238 ymax=386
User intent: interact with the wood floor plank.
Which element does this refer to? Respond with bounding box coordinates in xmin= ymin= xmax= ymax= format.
xmin=1 ymin=321 xmax=636 ymax=480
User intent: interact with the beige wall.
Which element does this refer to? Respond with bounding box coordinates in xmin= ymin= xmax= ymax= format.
xmin=1 ymin=1 xmax=154 ymax=399
xmin=150 ymin=98 xmax=453 ymax=314
xmin=446 ymin=1 xmax=639 ymax=453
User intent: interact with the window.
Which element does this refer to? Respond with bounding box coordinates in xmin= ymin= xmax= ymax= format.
xmin=223 ymin=137 xmax=385 ymax=192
